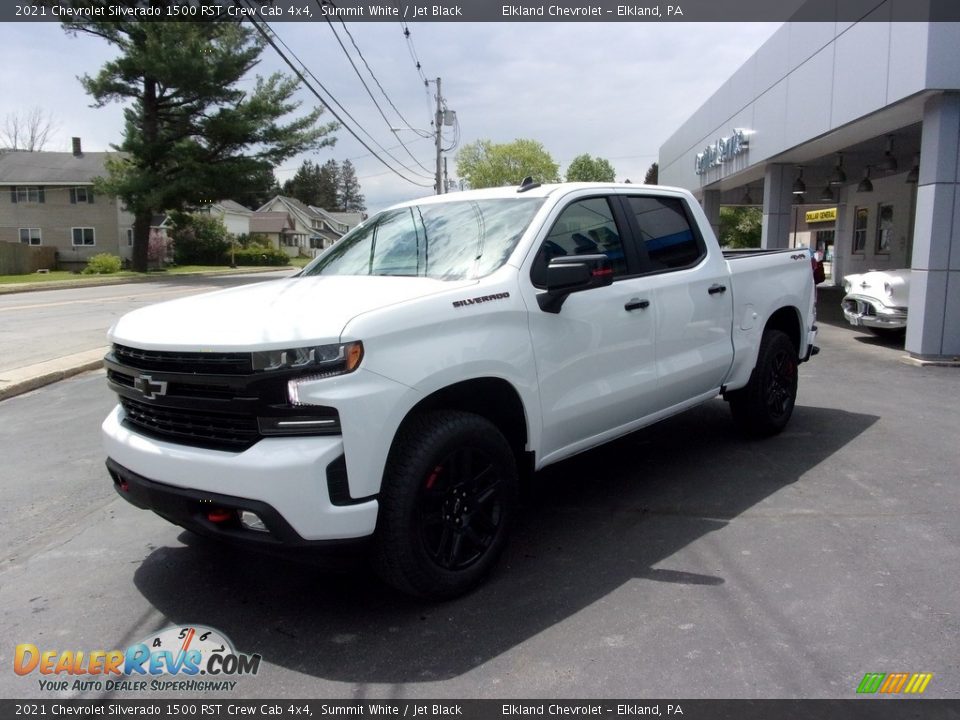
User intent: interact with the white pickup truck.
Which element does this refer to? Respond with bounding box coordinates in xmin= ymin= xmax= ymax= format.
xmin=103 ymin=182 xmax=817 ymax=598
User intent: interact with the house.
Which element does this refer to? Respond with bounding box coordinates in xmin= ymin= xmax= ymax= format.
xmin=248 ymin=211 xmax=297 ymax=251
xmin=198 ymin=199 xmax=253 ymax=238
xmin=0 ymin=138 xmax=135 ymax=271
xmin=254 ymin=195 xmax=365 ymax=257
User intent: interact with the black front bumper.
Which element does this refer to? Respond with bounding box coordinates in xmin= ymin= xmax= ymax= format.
xmin=107 ymin=458 xmax=370 ymax=556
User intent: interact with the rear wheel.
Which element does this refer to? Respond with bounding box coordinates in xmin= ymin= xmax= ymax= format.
xmin=727 ymin=329 xmax=798 ymax=437
xmin=373 ymin=410 xmax=518 ymax=599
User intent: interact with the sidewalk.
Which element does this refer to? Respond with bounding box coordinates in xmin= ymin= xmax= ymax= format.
xmin=0 ymin=347 xmax=108 ymax=402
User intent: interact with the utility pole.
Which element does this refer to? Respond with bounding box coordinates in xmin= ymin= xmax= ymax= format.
xmin=434 ymin=76 xmax=443 ymax=194
xmin=443 ymin=157 xmax=449 ymax=193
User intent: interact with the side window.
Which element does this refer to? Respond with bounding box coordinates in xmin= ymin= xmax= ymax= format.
xmin=627 ymin=196 xmax=704 ymax=271
xmin=531 ymin=197 xmax=626 ymax=287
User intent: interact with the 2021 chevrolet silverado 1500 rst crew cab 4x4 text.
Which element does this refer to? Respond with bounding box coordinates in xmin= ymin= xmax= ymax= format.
xmin=103 ymin=182 xmax=818 ymax=598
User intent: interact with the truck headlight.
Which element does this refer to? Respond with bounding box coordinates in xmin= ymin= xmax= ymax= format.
xmin=883 ymin=282 xmax=894 ymax=298
xmin=252 ymin=341 xmax=364 ymax=373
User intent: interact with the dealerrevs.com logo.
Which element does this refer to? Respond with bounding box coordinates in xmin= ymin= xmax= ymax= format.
xmin=14 ymin=625 xmax=261 ymax=693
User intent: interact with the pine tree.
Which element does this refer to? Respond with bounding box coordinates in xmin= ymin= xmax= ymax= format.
xmin=317 ymin=160 xmax=340 ymax=210
xmin=337 ymin=159 xmax=365 ymax=212
xmin=62 ymin=20 xmax=337 ymax=271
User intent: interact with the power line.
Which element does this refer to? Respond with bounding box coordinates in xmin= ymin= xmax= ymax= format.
xmin=234 ymin=0 xmax=434 ymax=188
xmin=399 ymin=21 xmax=435 ymax=127
xmin=331 ymin=10 xmax=432 ymax=138
xmin=317 ymin=3 xmax=434 ymax=176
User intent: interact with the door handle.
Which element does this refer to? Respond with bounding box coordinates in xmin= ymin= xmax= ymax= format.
xmin=625 ymin=298 xmax=650 ymax=311
xmin=708 ymin=284 xmax=727 ymax=295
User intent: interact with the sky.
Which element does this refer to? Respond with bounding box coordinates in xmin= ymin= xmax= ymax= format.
xmin=1 ymin=20 xmax=780 ymax=214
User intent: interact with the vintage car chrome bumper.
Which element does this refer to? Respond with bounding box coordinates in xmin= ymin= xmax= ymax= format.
xmin=841 ymin=293 xmax=908 ymax=330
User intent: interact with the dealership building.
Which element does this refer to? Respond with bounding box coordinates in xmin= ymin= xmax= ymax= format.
xmin=659 ymin=10 xmax=960 ymax=362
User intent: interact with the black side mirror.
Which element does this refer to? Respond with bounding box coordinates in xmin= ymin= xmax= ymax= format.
xmin=537 ymin=254 xmax=613 ymax=313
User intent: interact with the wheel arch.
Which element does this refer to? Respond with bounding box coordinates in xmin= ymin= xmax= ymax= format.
xmin=394 ymin=377 xmax=532 ymax=471
xmin=764 ymin=305 xmax=802 ymax=355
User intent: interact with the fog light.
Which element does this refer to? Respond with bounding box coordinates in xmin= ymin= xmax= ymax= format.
xmin=240 ymin=511 xmax=268 ymax=533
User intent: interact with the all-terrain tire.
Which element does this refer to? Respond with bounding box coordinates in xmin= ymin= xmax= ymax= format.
xmin=727 ymin=329 xmax=799 ymax=438
xmin=373 ymin=410 xmax=518 ymax=600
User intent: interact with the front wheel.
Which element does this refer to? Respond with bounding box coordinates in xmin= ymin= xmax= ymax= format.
xmin=373 ymin=410 xmax=518 ymax=599
xmin=727 ymin=329 xmax=799 ymax=437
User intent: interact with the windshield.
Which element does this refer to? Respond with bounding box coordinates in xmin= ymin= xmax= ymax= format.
xmin=300 ymin=198 xmax=544 ymax=280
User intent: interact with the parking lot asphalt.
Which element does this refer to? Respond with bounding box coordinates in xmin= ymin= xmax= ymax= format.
xmin=0 ymin=286 xmax=957 ymax=700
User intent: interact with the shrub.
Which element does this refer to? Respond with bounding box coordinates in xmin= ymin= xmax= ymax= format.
xmin=147 ymin=229 xmax=173 ymax=266
xmin=82 ymin=253 xmax=123 ymax=274
xmin=232 ymin=247 xmax=289 ymax=266
xmin=170 ymin=213 xmax=231 ymax=265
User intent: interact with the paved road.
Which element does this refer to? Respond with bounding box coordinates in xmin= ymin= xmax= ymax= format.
xmin=0 ymin=271 xmax=292 ymax=373
xmin=1 ymin=313 xmax=957 ymax=700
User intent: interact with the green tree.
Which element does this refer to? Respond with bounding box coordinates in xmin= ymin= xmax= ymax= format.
xmin=337 ymin=159 xmax=365 ymax=212
xmin=317 ymin=159 xmax=340 ymax=210
xmin=244 ymin=165 xmax=282 ymax=210
xmin=644 ymin=162 xmax=659 ymax=185
xmin=62 ymin=20 xmax=337 ymax=271
xmin=565 ymin=153 xmax=616 ymax=182
xmin=169 ymin=212 xmax=231 ymax=265
xmin=719 ymin=206 xmax=762 ymax=248
xmin=283 ymin=159 xmax=324 ymax=207
xmin=456 ymin=139 xmax=560 ymax=189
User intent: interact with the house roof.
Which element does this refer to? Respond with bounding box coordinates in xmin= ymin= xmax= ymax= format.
xmin=214 ymin=199 xmax=253 ymax=215
xmin=250 ymin=211 xmax=294 ymax=234
xmin=324 ymin=211 xmax=366 ymax=229
xmin=0 ymin=150 xmax=115 ymax=185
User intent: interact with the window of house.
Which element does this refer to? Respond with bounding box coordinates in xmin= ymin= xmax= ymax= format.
xmin=531 ymin=197 xmax=627 ymax=287
xmin=627 ymin=196 xmax=704 ymax=270
xmin=875 ymin=203 xmax=893 ymax=254
xmin=19 ymin=228 xmax=41 ymax=245
xmin=72 ymin=227 xmax=95 ymax=246
xmin=126 ymin=229 xmax=134 ymax=246
xmin=12 ymin=186 xmax=44 ymax=203
xmin=70 ymin=187 xmax=95 ymax=204
xmin=852 ymin=207 xmax=868 ymax=254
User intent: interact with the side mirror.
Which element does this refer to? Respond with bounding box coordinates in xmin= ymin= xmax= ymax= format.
xmin=537 ymin=254 xmax=613 ymax=313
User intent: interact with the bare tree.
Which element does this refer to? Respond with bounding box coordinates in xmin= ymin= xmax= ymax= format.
xmin=1 ymin=107 xmax=59 ymax=151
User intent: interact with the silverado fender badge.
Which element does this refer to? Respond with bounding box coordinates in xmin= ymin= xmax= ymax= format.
xmin=452 ymin=291 xmax=510 ymax=309
xmin=134 ymin=374 xmax=168 ymax=400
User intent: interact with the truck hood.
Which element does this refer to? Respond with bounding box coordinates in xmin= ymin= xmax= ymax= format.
xmin=109 ymin=275 xmax=477 ymax=351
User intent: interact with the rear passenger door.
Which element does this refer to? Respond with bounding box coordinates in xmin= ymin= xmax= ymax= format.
xmin=618 ymin=193 xmax=734 ymax=412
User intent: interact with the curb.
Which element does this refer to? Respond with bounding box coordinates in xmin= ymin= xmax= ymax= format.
xmin=0 ymin=266 xmax=295 ymax=295
xmin=0 ymin=348 xmax=109 ymax=402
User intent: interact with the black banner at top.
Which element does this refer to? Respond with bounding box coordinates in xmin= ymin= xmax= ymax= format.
xmin=7 ymin=0 xmax=960 ymax=23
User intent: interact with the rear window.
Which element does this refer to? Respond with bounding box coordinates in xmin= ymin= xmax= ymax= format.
xmin=627 ymin=196 xmax=704 ymax=270
xmin=301 ymin=198 xmax=544 ymax=281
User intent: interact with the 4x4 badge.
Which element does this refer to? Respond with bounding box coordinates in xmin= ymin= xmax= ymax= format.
xmin=134 ymin=374 xmax=167 ymax=400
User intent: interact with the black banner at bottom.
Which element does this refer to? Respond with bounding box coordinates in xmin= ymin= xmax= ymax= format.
xmin=3 ymin=700 xmax=959 ymax=720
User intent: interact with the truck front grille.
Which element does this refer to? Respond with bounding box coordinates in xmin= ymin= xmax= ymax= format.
xmin=120 ymin=397 xmax=260 ymax=452
xmin=113 ymin=343 xmax=253 ymax=375
xmin=107 ymin=345 xmax=340 ymax=452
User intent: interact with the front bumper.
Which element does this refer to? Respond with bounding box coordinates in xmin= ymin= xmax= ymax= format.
xmin=102 ymin=405 xmax=379 ymax=542
xmin=841 ymin=294 xmax=907 ymax=330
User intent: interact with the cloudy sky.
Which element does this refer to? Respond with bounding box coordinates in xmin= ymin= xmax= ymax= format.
xmin=1 ymin=20 xmax=779 ymax=213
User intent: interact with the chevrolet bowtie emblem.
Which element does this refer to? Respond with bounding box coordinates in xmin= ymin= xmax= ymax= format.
xmin=133 ymin=374 xmax=168 ymax=400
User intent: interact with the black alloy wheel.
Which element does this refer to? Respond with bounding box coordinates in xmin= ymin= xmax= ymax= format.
xmin=373 ymin=410 xmax=518 ymax=599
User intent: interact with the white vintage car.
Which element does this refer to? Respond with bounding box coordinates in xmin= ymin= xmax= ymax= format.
xmin=841 ymin=269 xmax=910 ymax=334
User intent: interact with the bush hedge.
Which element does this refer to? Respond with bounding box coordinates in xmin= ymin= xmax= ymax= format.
xmin=82 ymin=253 xmax=123 ymax=274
